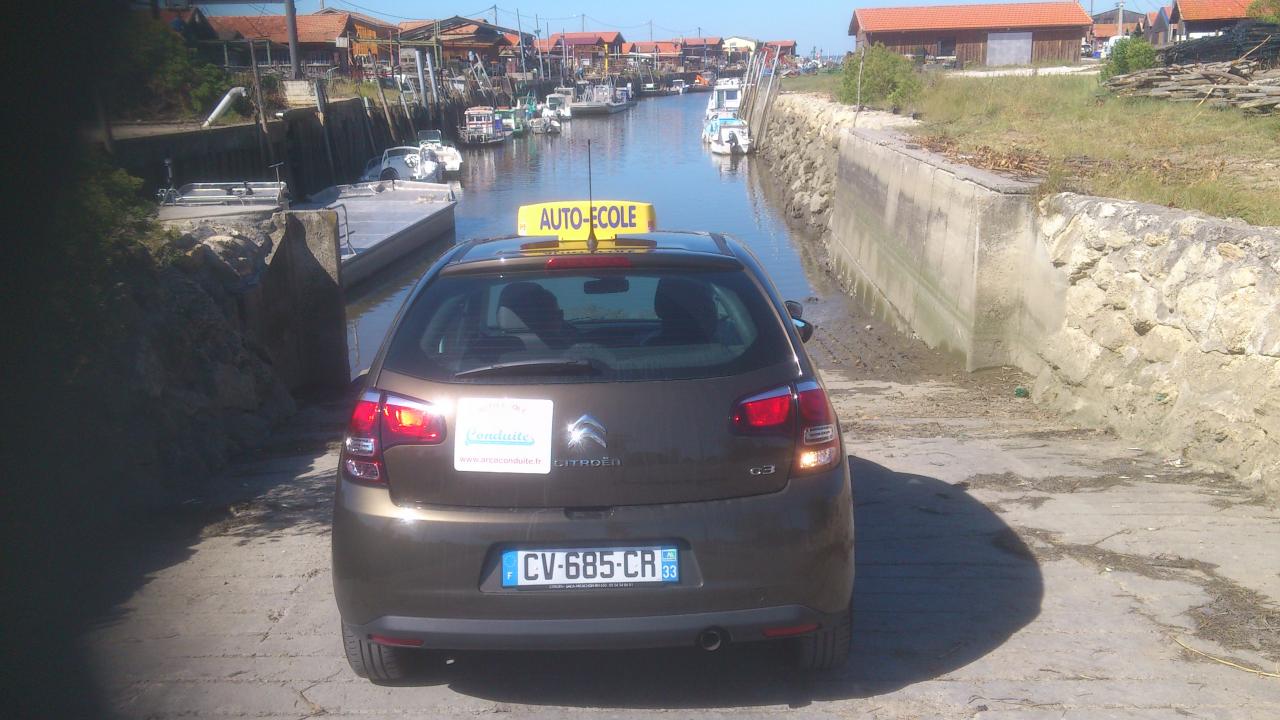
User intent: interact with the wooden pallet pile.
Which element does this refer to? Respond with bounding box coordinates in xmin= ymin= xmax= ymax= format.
xmin=1106 ymin=61 xmax=1280 ymax=114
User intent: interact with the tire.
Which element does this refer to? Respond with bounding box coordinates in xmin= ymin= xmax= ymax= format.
xmin=796 ymin=600 xmax=852 ymax=671
xmin=379 ymin=168 xmax=399 ymax=181
xmin=342 ymin=622 xmax=410 ymax=683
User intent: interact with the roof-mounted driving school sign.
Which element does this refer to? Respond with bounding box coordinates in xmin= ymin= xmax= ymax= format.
xmin=517 ymin=201 xmax=656 ymax=241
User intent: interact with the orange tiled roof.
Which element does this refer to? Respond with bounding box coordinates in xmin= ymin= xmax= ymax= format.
xmin=208 ymin=13 xmax=352 ymax=44
xmin=850 ymin=2 xmax=1091 ymax=34
xmin=682 ymin=37 xmax=723 ymax=46
xmin=623 ymin=41 xmax=682 ymax=55
xmin=1173 ymin=0 xmax=1251 ymax=22
xmin=1093 ymin=21 xmax=1141 ymax=37
xmin=765 ymin=40 xmax=798 ymax=48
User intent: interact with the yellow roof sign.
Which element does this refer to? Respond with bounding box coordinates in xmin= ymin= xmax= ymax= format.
xmin=517 ymin=201 xmax=656 ymax=241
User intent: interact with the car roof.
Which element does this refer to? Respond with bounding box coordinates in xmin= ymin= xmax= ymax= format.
xmin=438 ymin=232 xmax=743 ymax=276
xmin=456 ymin=231 xmax=733 ymax=262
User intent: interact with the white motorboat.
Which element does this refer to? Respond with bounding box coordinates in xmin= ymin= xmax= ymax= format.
xmin=542 ymin=87 xmax=574 ymax=120
xmin=671 ymin=79 xmax=687 ymax=95
xmin=705 ymin=115 xmax=752 ymax=155
xmin=571 ymin=81 xmax=629 ymax=115
xmin=705 ymin=78 xmax=743 ymax=120
xmin=416 ymin=129 xmax=463 ymax=174
xmin=457 ymin=106 xmax=509 ymax=146
xmin=358 ymin=146 xmax=441 ymax=182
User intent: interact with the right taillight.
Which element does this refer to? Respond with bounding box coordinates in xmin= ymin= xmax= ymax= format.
xmin=341 ymin=390 xmax=445 ymax=485
xmin=794 ymin=380 xmax=839 ymax=474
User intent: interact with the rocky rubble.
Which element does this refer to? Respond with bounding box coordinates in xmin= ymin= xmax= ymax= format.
xmin=122 ymin=216 xmax=297 ymax=494
xmin=1035 ymin=194 xmax=1280 ymax=497
xmin=759 ymin=93 xmax=916 ymax=236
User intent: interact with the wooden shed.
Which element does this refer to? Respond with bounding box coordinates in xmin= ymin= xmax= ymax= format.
xmin=849 ymin=2 xmax=1093 ymax=66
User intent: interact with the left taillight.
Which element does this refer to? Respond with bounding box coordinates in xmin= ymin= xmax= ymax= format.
xmin=341 ymin=391 xmax=445 ymax=485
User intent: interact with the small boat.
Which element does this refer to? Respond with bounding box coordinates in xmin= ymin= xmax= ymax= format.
xmin=571 ymin=81 xmax=629 ymax=115
xmin=688 ymin=73 xmax=713 ymax=92
xmin=705 ymin=78 xmax=743 ymax=120
xmin=457 ymin=106 xmax=509 ymax=146
xmin=705 ymin=115 xmax=752 ymax=156
xmin=358 ymin=146 xmax=440 ymax=183
xmin=155 ymin=180 xmax=288 ymax=222
xmin=302 ymin=182 xmax=456 ymax=287
xmin=639 ymin=81 xmax=661 ymax=97
xmin=495 ymin=107 xmax=528 ymax=137
xmin=529 ymin=115 xmax=562 ymax=134
xmin=542 ymin=90 xmax=573 ymax=120
xmin=670 ymin=79 xmax=688 ymax=95
xmin=416 ymin=129 xmax=463 ymax=174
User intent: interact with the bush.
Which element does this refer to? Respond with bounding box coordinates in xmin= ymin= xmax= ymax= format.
xmin=1247 ymin=0 xmax=1280 ymax=24
xmin=839 ymin=44 xmax=922 ymax=110
xmin=110 ymin=13 xmax=233 ymax=118
xmin=1103 ymin=37 xmax=1159 ymax=80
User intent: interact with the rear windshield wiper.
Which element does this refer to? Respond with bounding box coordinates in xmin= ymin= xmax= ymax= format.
xmin=454 ymin=359 xmax=599 ymax=379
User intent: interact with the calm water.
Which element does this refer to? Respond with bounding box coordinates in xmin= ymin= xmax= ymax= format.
xmin=346 ymin=92 xmax=818 ymax=375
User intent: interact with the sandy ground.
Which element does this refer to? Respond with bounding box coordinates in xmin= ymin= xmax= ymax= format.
xmin=76 ymin=263 xmax=1280 ymax=718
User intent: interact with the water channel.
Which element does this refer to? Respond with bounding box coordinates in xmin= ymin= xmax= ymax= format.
xmin=345 ymin=91 xmax=826 ymax=375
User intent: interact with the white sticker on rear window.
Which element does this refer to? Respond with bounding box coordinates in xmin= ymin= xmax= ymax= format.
xmin=454 ymin=398 xmax=553 ymax=474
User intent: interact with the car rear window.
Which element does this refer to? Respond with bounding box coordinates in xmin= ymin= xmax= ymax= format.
xmin=382 ymin=267 xmax=790 ymax=383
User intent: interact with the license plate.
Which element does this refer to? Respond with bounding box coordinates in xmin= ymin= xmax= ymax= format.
xmin=501 ymin=547 xmax=679 ymax=588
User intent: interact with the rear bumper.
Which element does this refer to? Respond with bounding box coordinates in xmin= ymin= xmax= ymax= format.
xmin=349 ymin=605 xmax=844 ymax=651
xmin=332 ymin=462 xmax=853 ymax=651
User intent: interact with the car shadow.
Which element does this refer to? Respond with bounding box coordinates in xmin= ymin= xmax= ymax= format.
xmin=410 ymin=456 xmax=1044 ymax=707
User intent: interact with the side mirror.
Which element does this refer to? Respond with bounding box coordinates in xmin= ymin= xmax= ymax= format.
xmin=793 ymin=318 xmax=814 ymax=343
xmin=784 ymin=299 xmax=804 ymax=319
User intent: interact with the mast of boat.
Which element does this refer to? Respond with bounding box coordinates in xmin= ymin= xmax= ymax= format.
xmin=586 ymin=139 xmax=598 ymax=253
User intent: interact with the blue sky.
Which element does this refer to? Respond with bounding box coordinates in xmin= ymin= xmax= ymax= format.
xmin=203 ymin=1 xmax=1170 ymax=58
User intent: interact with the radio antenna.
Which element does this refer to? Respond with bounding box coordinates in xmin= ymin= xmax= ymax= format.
xmin=586 ymin=139 xmax=598 ymax=252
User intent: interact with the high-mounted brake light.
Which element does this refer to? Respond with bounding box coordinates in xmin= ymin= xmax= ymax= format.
xmin=545 ymin=255 xmax=632 ymax=270
xmin=340 ymin=391 xmax=445 ymax=485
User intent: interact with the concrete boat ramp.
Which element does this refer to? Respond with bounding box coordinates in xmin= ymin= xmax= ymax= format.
xmin=303 ymin=180 xmax=456 ymax=287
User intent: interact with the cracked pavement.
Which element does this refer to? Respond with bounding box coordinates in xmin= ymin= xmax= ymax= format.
xmin=81 ymin=313 xmax=1280 ymax=719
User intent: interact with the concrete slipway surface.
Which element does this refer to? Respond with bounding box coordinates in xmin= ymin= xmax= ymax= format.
xmin=82 ymin=293 xmax=1280 ymax=718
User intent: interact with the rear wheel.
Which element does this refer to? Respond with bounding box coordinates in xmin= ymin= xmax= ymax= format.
xmin=796 ymin=601 xmax=852 ymax=671
xmin=342 ymin=623 xmax=410 ymax=682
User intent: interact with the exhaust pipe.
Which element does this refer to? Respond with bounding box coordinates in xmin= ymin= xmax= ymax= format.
xmin=697 ymin=628 xmax=724 ymax=652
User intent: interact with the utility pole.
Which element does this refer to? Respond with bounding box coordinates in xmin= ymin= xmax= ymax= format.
xmin=493 ymin=5 xmax=499 ymax=27
xmin=284 ymin=0 xmax=301 ymax=80
xmin=581 ymin=14 xmax=586 ymax=32
xmin=516 ymin=9 xmax=527 ymax=75
xmin=649 ymin=20 xmax=653 ymax=42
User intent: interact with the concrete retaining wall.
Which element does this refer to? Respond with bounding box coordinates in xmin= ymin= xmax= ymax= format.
xmin=765 ymin=92 xmax=1280 ymax=496
xmin=829 ymin=129 xmax=1041 ymax=371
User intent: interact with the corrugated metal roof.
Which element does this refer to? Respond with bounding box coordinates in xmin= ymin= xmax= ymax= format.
xmin=850 ymin=2 xmax=1092 ymax=35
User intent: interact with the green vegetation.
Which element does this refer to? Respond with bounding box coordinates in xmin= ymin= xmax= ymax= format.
xmin=110 ymin=13 xmax=239 ymax=119
xmin=838 ymin=44 xmax=922 ymax=110
xmin=780 ymin=71 xmax=841 ymax=97
xmin=1247 ymin=0 xmax=1280 ymax=23
xmin=912 ymin=74 xmax=1280 ymax=226
xmin=1102 ymin=37 xmax=1158 ymax=79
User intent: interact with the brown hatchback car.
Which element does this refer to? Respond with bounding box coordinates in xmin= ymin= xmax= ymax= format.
xmin=333 ymin=220 xmax=853 ymax=681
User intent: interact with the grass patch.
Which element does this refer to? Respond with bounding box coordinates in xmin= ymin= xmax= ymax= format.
xmin=780 ymin=72 xmax=841 ymax=98
xmin=910 ymin=74 xmax=1280 ymax=226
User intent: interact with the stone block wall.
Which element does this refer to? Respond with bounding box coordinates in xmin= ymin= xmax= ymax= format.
xmin=1034 ymin=195 xmax=1280 ymax=496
